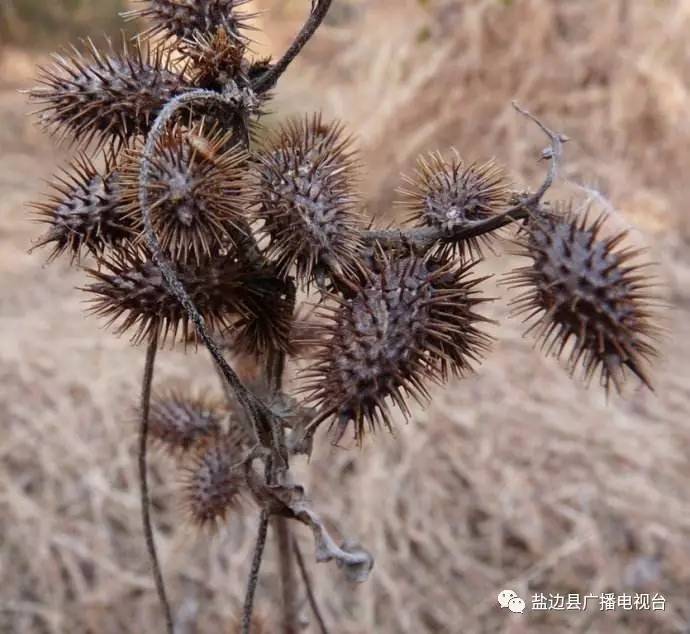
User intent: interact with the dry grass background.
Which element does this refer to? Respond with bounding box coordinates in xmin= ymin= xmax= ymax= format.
xmin=2 ymin=1 xmax=690 ymax=632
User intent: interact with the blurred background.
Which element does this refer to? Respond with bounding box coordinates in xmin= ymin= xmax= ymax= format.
xmin=1 ymin=1 xmax=690 ymax=632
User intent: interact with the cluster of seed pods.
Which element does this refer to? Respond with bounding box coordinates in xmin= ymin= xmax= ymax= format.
xmin=28 ymin=0 xmax=658 ymax=531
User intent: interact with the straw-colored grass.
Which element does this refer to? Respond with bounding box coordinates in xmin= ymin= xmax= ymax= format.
xmin=0 ymin=0 xmax=127 ymax=46
xmin=1 ymin=1 xmax=689 ymax=632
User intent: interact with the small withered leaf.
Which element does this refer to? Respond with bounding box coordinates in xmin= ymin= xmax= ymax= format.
xmin=504 ymin=203 xmax=660 ymax=393
xmin=120 ymin=118 xmax=250 ymax=265
xmin=301 ymin=250 xmax=492 ymax=443
xmin=399 ymin=150 xmax=509 ymax=259
xmin=251 ymin=113 xmax=365 ymax=285
xmin=30 ymin=153 xmax=132 ymax=262
xmin=29 ymin=37 xmax=190 ymax=151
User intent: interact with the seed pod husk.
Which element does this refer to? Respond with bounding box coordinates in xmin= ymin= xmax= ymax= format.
xmin=301 ymin=251 xmax=492 ymax=442
xmin=251 ymin=114 xmax=364 ymax=285
xmin=180 ymin=27 xmax=248 ymax=90
xmin=121 ymin=119 xmax=249 ymax=265
xmin=505 ymin=205 xmax=659 ymax=393
xmin=149 ymin=392 xmax=225 ymax=453
xmin=30 ymin=153 xmax=131 ymax=261
xmin=83 ymin=248 xmax=293 ymax=353
xmin=399 ymin=150 xmax=509 ymax=259
xmin=124 ymin=0 xmax=255 ymax=42
xmin=29 ymin=37 xmax=189 ymax=150
xmin=181 ymin=432 xmax=246 ymax=529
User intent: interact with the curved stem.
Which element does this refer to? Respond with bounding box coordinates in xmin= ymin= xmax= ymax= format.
xmin=139 ymin=333 xmax=174 ymax=633
xmin=293 ymin=537 xmax=329 ymax=634
xmin=138 ymin=90 xmax=281 ymax=463
xmin=275 ymin=517 xmax=299 ymax=634
xmin=252 ymin=0 xmax=334 ymax=93
xmin=362 ymin=102 xmax=566 ymax=252
xmin=242 ymin=510 xmax=270 ymax=634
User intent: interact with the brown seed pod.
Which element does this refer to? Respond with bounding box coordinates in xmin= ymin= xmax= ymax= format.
xmin=29 ymin=37 xmax=189 ymax=150
xmin=301 ymin=251 xmax=492 ymax=443
xmin=399 ymin=150 xmax=509 ymax=259
xmin=121 ymin=120 xmax=249 ymax=265
xmin=124 ymin=0 xmax=255 ymax=42
xmin=251 ymin=114 xmax=364 ymax=284
xmin=82 ymin=247 xmax=293 ymax=352
xmin=504 ymin=205 xmax=659 ymax=393
xmin=180 ymin=27 xmax=247 ymax=90
xmin=149 ymin=392 xmax=225 ymax=453
xmin=30 ymin=153 xmax=132 ymax=262
xmin=181 ymin=432 xmax=246 ymax=529
xmin=229 ymin=271 xmax=295 ymax=356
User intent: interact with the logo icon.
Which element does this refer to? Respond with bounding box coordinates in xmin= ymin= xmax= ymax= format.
xmin=498 ymin=589 xmax=517 ymax=608
xmin=498 ymin=590 xmax=526 ymax=614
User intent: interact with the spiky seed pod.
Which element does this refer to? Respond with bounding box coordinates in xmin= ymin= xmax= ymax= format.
xmin=30 ymin=153 xmax=131 ymax=262
xmin=252 ymin=114 xmax=364 ymax=284
xmin=301 ymin=252 xmax=492 ymax=442
xmin=181 ymin=27 xmax=247 ymax=90
xmin=29 ymin=38 xmax=190 ymax=150
xmin=229 ymin=271 xmax=295 ymax=356
xmin=125 ymin=0 xmax=255 ymax=42
xmin=83 ymin=248 xmax=239 ymax=345
xmin=121 ymin=120 xmax=249 ymax=265
xmin=399 ymin=150 xmax=509 ymax=259
xmin=504 ymin=205 xmax=659 ymax=393
xmin=181 ymin=432 xmax=246 ymax=529
xmin=149 ymin=392 xmax=225 ymax=453
xmin=83 ymin=248 xmax=293 ymax=352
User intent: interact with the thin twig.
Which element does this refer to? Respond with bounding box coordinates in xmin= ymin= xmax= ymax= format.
xmin=275 ymin=517 xmax=300 ymax=634
xmin=139 ymin=332 xmax=174 ymax=634
xmin=242 ymin=510 xmax=270 ymax=634
xmin=361 ymin=102 xmax=567 ymax=251
xmin=137 ymin=90 xmax=282 ymax=464
xmin=252 ymin=0 xmax=334 ymax=93
xmin=212 ymin=352 xmax=238 ymax=406
xmin=293 ymin=538 xmax=330 ymax=634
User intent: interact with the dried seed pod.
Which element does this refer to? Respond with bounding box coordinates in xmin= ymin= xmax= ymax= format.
xmin=181 ymin=27 xmax=247 ymax=90
xmin=125 ymin=0 xmax=255 ymax=42
xmin=83 ymin=248 xmax=293 ymax=352
xmin=505 ymin=205 xmax=659 ymax=393
xmin=301 ymin=251 xmax=492 ymax=442
xmin=30 ymin=153 xmax=131 ymax=261
xmin=83 ymin=249 xmax=237 ymax=345
xmin=229 ymin=271 xmax=295 ymax=356
xmin=399 ymin=150 xmax=509 ymax=258
xmin=29 ymin=37 xmax=189 ymax=149
xmin=121 ymin=120 xmax=249 ymax=264
xmin=149 ymin=392 xmax=225 ymax=453
xmin=251 ymin=114 xmax=364 ymax=284
xmin=181 ymin=432 xmax=246 ymax=529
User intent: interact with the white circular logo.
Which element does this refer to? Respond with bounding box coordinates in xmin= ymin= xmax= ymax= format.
xmin=497 ymin=589 xmax=518 ymax=608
